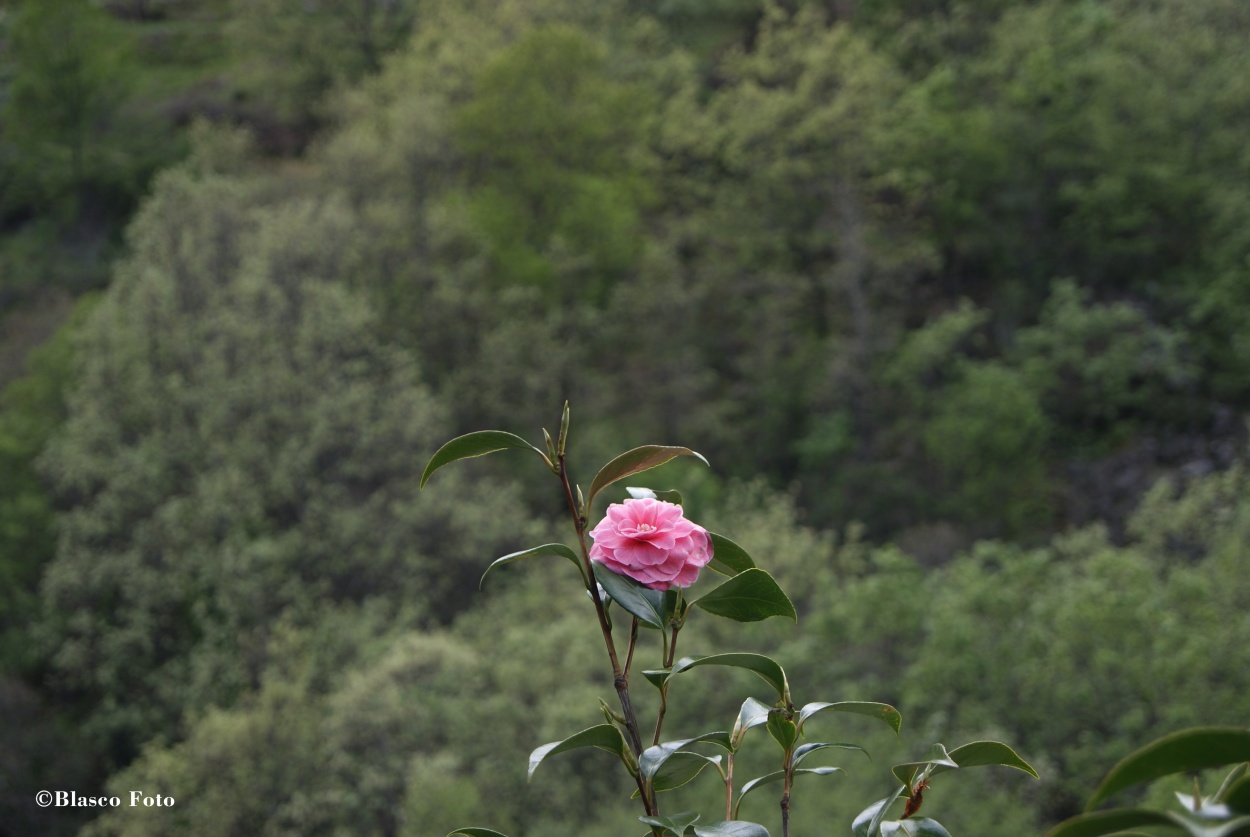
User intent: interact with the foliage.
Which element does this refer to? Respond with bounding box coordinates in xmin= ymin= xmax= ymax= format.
xmin=34 ymin=165 xmax=528 ymax=762
xmin=419 ymin=407 xmax=1034 ymax=836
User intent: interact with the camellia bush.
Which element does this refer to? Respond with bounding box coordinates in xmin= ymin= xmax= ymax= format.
xmin=421 ymin=404 xmax=1038 ymax=837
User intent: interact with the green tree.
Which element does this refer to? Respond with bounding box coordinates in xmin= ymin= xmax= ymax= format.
xmin=36 ymin=165 xmax=526 ymax=762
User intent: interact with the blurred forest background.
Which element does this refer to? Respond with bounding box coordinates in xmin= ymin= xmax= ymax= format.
xmin=2 ymin=0 xmax=1249 ymax=834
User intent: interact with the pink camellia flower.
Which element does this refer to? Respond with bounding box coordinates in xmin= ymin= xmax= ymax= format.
xmin=588 ymin=498 xmax=713 ymax=590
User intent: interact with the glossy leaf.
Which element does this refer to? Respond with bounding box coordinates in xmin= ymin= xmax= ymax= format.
xmin=1045 ymin=809 xmax=1193 ymax=837
xmin=480 ymin=543 xmax=585 ymax=587
xmin=652 ymin=751 xmax=722 ymax=792
xmin=528 ymin=725 xmax=627 ymax=781
xmin=587 ymin=445 xmax=708 ymax=509
xmin=767 ymin=712 xmax=798 ymax=750
xmin=892 ymin=744 xmax=959 ymax=787
xmin=626 ymin=486 xmax=685 ymax=505
xmin=692 ymin=568 xmax=796 ymax=623
xmin=879 ymin=819 xmax=954 ymax=837
xmin=1216 ymin=766 xmax=1250 ymax=806
xmin=641 ymin=732 xmax=733 ymax=780
xmin=793 ymin=741 xmax=869 ymax=767
xmin=732 ymin=697 xmax=774 ymax=748
xmin=640 ymin=811 xmax=701 ymax=836
xmin=642 ymin=668 xmax=670 ymax=689
xmin=592 ymin=561 xmax=667 ymax=628
xmin=1086 ymin=728 xmax=1250 ymax=812
xmin=671 ymin=653 xmax=789 ymax=701
xmin=737 ymin=767 xmax=842 ymax=813
xmin=800 ymin=701 xmax=902 ymax=736
xmin=852 ymin=789 xmax=907 ymax=837
xmin=693 ymin=822 xmax=770 ymax=837
xmin=447 ymin=830 xmax=513 ymax=837
xmin=1224 ymin=775 xmax=1250 ymax=814
xmin=421 ymin=431 xmax=548 ymax=487
xmin=938 ymin=741 xmax=1039 ymax=779
xmin=707 ymin=532 xmax=756 ymax=576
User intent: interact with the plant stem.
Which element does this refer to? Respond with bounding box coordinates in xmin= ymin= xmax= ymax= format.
xmin=725 ymin=752 xmax=735 ymax=821
xmin=652 ymin=622 xmax=681 ymax=746
xmin=556 ymin=452 xmax=654 ymax=813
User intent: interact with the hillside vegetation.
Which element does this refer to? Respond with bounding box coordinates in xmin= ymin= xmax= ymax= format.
xmin=1 ymin=0 xmax=1248 ymax=834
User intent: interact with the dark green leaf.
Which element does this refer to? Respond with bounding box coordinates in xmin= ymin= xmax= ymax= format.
xmin=1213 ymin=818 xmax=1250 ymax=837
xmin=693 ymin=822 xmax=770 ymax=837
xmin=707 ymin=532 xmax=756 ymax=576
xmin=737 ymin=767 xmax=842 ymax=812
xmin=641 ymin=732 xmax=733 ymax=780
xmin=593 ymin=561 xmax=667 ymax=628
xmin=640 ymin=812 xmax=701 ymax=836
xmin=671 ymin=653 xmax=789 ymax=701
xmin=447 ymin=830 xmax=513 ymax=837
xmin=800 ymin=701 xmax=902 ymax=736
xmin=652 ymin=751 xmax=722 ymax=792
xmin=793 ymin=741 xmax=869 ymax=767
xmin=1045 ymin=809 xmax=1190 ymax=837
xmin=893 ymin=744 xmax=959 ymax=787
xmin=421 ymin=430 xmax=548 ymax=487
xmin=1087 ymin=728 xmax=1250 ymax=811
xmin=935 ymin=741 xmax=1039 ymax=779
xmin=1224 ymin=775 xmax=1250 ymax=814
xmin=879 ymin=819 xmax=954 ymax=837
xmin=480 ymin=542 xmax=585 ymax=588
xmin=767 ymin=712 xmax=798 ymax=750
xmin=1216 ymin=765 xmax=1249 ymax=807
xmin=642 ymin=668 xmax=670 ymax=689
xmin=587 ymin=445 xmax=708 ymax=508
xmin=732 ymin=697 xmax=774 ymax=749
xmin=692 ymin=568 xmax=797 ymax=623
xmin=528 ymin=725 xmax=627 ymax=781
xmin=853 ymin=791 xmax=905 ymax=837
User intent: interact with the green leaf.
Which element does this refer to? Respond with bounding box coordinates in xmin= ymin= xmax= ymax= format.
xmin=592 ymin=561 xmax=668 ymax=628
xmin=692 ymin=822 xmax=770 ymax=837
xmin=691 ymin=568 xmax=797 ymax=623
xmin=641 ymin=732 xmax=733 ymax=780
xmin=853 ymin=791 xmax=906 ymax=837
xmin=1212 ymin=818 xmax=1250 ymax=837
xmin=626 ymin=486 xmax=685 ymax=505
xmin=706 ymin=532 xmax=756 ymax=576
xmin=480 ymin=543 xmax=586 ymax=588
xmin=879 ymin=819 xmax=954 ymax=837
xmin=1045 ymin=809 xmax=1192 ymax=837
xmin=587 ymin=445 xmax=708 ymax=509
xmin=642 ymin=668 xmax=670 ymax=689
xmin=767 ymin=712 xmax=798 ymax=750
xmin=893 ymin=744 xmax=959 ymax=787
xmin=732 ymin=697 xmax=774 ymax=749
xmin=737 ymin=767 xmax=842 ymax=813
xmin=652 ymin=751 xmax=722 ymax=792
xmin=640 ymin=812 xmax=701 ymax=836
xmin=793 ymin=741 xmax=869 ymax=767
xmin=1086 ymin=728 xmax=1250 ymax=811
xmin=1224 ymin=775 xmax=1250 ymax=814
xmin=528 ymin=725 xmax=627 ymax=781
xmin=1216 ymin=765 xmax=1250 ymax=808
xmin=800 ymin=701 xmax=902 ymax=736
xmin=447 ymin=830 xmax=513 ymax=837
xmin=936 ymin=741 xmax=1039 ymax=779
xmin=421 ymin=430 xmax=549 ymax=487
xmin=671 ymin=653 xmax=789 ymax=701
